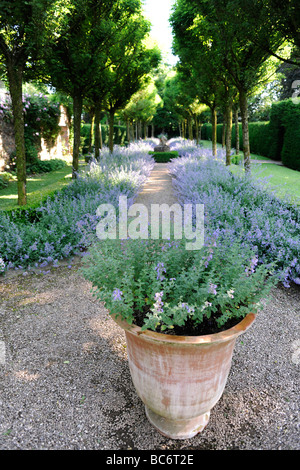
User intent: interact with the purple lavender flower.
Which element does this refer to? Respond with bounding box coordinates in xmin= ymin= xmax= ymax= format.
xmin=153 ymin=291 xmax=164 ymax=313
xmin=209 ymin=283 xmax=217 ymax=295
xmin=0 ymin=258 xmax=5 ymax=272
xmin=155 ymin=262 xmax=166 ymax=281
xmin=112 ymin=289 xmax=123 ymax=301
xmin=245 ymin=256 xmax=259 ymax=276
xmin=181 ymin=303 xmax=195 ymax=314
xmin=204 ymin=252 xmax=213 ymax=268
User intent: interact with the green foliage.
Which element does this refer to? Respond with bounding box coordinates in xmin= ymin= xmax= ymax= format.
xmin=26 ymin=158 xmax=67 ymax=175
xmin=148 ymin=151 xmax=179 ymax=162
xmin=202 ymin=121 xmax=272 ymax=158
xmin=231 ymin=154 xmax=243 ymax=165
xmin=4 ymin=92 xmax=61 ymax=168
xmin=3 ymin=189 xmax=61 ymax=224
xmin=80 ymin=123 xmax=127 ymax=153
xmin=247 ymin=122 xmax=271 ymax=157
xmin=267 ymin=98 xmax=300 ymax=170
xmin=121 ymin=80 xmax=162 ymax=129
xmin=0 ymin=0 xmax=71 ymax=205
xmin=81 ymin=237 xmax=277 ymax=334
xmin=0 ymin=172 xmax=11 ymax=189
xmin=23 ymin=92 xmax=61 ymax=145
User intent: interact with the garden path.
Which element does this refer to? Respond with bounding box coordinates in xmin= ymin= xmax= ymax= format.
xmin=134 ymin=162 xmax=178 ymax=208
xmin=253 ymin=159 xmax=283 ymax=165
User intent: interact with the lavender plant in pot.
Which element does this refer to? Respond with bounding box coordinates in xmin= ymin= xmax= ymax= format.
xmin=82 ymin=235 xmax=277 ymax=439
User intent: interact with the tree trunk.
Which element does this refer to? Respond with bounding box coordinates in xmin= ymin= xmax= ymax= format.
xmin=108 ymin=109 xmax=115 ymax=153
xmin=130 ymin=122 xmax=134 ymax=142
xmin=7 ymin=61 xmax=26 ymax=205
xmin=99 ymin=122 xmax=103 ymax=149
xmin=127 ymin=120 xmax=130 ymax=143
xmin=94 ymin=103 xmax=101 ymax=160
xmin=188 ymin=115 xmax=193 ymax=140
xmin=88 ymin=109 xmax=95 ymax=153
xmin=72 ymin=93 xmax=83 ymax=178
xmin=235 ymin=108 xmax=240 ymax=155
xmin=239 ymin=89 xmax=251 ymax=173
xmin=222 ymin=114 xmax=226 ymax=148
xmin=182 ymin=120 xmax=186 ymax=139
xmin=195 ymin=117 xmax=199 ymax=145
xmin=211 ymin=107 xmax=217 ymax=156
xmin=151 ymin=123 xmax=154 ymax=138
xmin=225 ymin=100 xmax=233 ymax=166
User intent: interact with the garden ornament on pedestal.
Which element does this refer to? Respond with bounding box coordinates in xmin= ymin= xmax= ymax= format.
xmin=154 ymin=134 xmax=170 ymax=152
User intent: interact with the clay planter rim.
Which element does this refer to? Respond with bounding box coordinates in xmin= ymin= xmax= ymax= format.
xmin=111 ymin=312 xmax=256 ymax=345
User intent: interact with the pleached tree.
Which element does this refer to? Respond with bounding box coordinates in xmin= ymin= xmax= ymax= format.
xmin=0 ymin=0 xmax=71 ymax=204
xmin=45 ymin=0 xmax=149 ymax=175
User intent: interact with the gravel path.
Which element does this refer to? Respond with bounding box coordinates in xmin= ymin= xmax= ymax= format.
xmin=0 ymin=163 xmax=299 ymax=451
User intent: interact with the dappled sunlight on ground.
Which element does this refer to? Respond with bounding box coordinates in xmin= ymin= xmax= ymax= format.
xmin=13 ymin=370 xmax=41 ymax=382
xmin=0 ymin=278 xmax=66 ymax=308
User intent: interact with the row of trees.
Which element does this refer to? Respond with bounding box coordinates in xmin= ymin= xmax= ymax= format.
xmin=170 ymin=0 xmax=300 ymax=172
xmin=0 ymin=0 xmax=161 ymax=205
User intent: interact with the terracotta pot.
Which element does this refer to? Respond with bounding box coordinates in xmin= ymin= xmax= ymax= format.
xmin=112 ymin=313 xmax=256 ymax=440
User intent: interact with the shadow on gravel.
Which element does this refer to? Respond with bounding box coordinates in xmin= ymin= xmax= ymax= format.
xmin=0 ymin=266 xmax=299 ymax=450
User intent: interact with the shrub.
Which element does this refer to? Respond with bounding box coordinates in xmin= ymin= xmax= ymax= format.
xmin=201 ymin=122 xmax=272 ymax=157
xmin=0 ymin=142 xmax=155 ymax=272
xmin=4 ymin=189 xmax=61 ymax=224
xmin=3 ymin=92 xmax=61 ymax=171
xmin=149 ymin=150 xmax=179 ymax=162
xmin=26 ymin=158 xmax=67 ymax=175
xmin=247 ymin=122 xmax=271 ymax=156
xmin=168 ymin=150 xmax=300 ymax=287
xmin=82 ymin=236 xmax=276 ymax=335
xmin=0 ymin=172 xmax=11 ymax=189
xmin=80 ymin=122 xmax=127 ymax=153
xmin=280 ymin=100 xmax=300 ymax=171
xmin=23 ymin=92 xmax=61 ymax=146
xmin=231 ymin=154 xmax=243 ymax=165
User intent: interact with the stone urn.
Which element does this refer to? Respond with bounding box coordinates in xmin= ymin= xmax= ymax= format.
xmin=112 ymin=312 xmax=256 ymax=439
xmin=154 ymin=135 xmax=170 ymax=152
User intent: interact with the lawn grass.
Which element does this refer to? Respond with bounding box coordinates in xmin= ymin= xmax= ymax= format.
xmin=200 ymin=139 xmax=300 ymax=204
xmin=0 ymin=160 xmax=86 ymax=211
xmin=231 ymin=163 xmax=300 ymax=204
xmin=200 ymin=139 xmax=272 ymax=160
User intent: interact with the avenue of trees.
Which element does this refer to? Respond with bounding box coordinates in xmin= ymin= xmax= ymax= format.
xmin=0 ymin=0 xmax=299 ymax=205
xmin=0 ymin=0 xmax=161 ymax=205
xmin=169 ymin=0 xmax=299 ymax=172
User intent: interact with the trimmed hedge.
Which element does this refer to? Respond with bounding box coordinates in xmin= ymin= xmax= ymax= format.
xmin=81 ymin=123 xmax=127 ymax=153
xmin=201 ymin=99 xmax=300 ymax=171
xmin=269 ymin=99 xmax=300 ymax=170
xmin=201 ymin=121 xmax=270 ymax=157
xmin=149 ymin=151 xmax=179 ymax=162
xmin=3 ymin=188 xmax=61 ymax=224
xmin=26 ymin=158 xmax=67 ymax=175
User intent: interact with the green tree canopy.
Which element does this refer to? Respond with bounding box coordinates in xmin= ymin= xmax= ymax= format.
xmin=171 ymin=0 xmax=285 ymax=171
xmin=0 ymin=0 xmax=71 ymax=204
xmin=44 ymin=0 xmax=149 ymax=173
